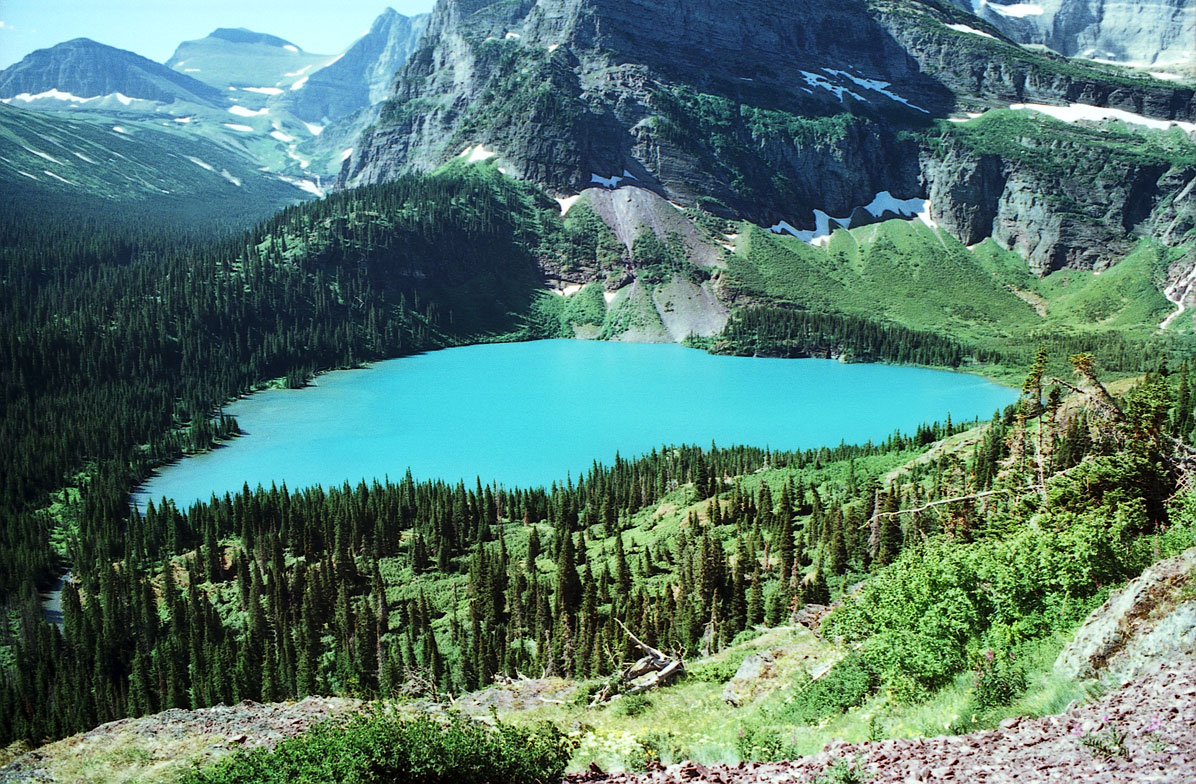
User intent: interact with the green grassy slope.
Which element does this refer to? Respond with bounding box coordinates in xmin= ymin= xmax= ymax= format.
xmin=720 ymin=215 xmax=1190 ymax=377
xmin=0 ymin=104 xmax=310 ymax=228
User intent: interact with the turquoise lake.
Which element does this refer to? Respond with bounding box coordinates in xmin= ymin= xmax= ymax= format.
xmin=134 ymin=340 xmax=1018 ymax=509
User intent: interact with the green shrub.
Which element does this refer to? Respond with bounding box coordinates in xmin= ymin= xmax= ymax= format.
xmin=778 ymin=652 xmax=875 ymax=725
xmin=182 ymin=711 xmax=572 ymax=784
xmin=617 ymin=693 xmax=652 ymax=717
xmin=735 ymin=720 xmax=788 ymax=761
xmin=637 ymin=730 xmax=685 ymax=767
xmin=813 ymin=756 xmax=872 ymax=784
xmin=970 ymin=647 xmax=1026 ymax=710
xmin=686 ymin=653 xmax=748 ymax=683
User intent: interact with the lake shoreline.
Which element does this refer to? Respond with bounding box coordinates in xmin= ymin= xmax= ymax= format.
xmin=134 ymin=340 xmax=1019 ymax=511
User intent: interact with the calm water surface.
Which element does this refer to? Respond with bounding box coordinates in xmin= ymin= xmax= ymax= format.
xmin=135 ymin=340 xmax=1017 ymax=508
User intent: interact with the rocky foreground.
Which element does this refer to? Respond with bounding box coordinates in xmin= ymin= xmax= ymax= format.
xmin=0 ymin=697 xmax=360 ymax=783
xmin=569 ymin=656 xmax=1196 ymax=784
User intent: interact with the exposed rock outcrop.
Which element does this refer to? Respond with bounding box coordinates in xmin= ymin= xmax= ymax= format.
xmin=275 ymin=10 xmax=429 ymax=124
xmin=1056 ymin=547 xmax=1196 ymax=683
xmin=0 ymin=697 xmax=360 ymax=783
xmin=921 ymin=118 xmax=1196 ymax=272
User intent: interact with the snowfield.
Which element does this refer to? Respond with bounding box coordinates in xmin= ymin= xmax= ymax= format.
xmin=946 ymin=23 xmax=997 ymax=40
xmin=228 ymin=105 xmax=268 ymax=118
xmin=1011 ymin=102 xmax=1196 ymax=133
xmin=769 ymin=191 xmax=935 ymax=244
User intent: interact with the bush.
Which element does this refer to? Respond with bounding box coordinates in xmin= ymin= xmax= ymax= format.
xmin=735 ymin=720 xmax=788 ymax=761
xmin=182 ymin=711 xmax=572 ymax=784
xmin=686 ymin=654 xmax=748 ymax=683
xmin=971 ymin=647 xmax=1026 ymax=710
xmin=778 ymin=653 xmax=875 ymax=725
xmin=617 ymin=693 xmax=652 ymax=717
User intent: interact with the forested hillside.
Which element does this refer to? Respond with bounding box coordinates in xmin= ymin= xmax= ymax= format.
xmin=2 ymin=149 xmax=1196 ymax=783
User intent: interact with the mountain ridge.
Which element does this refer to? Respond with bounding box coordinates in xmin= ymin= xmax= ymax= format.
xmin=0 ymin=38 xmax=224 ymax=105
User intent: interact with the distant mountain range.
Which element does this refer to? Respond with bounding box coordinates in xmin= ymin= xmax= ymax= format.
xmin=0 ymin=6 xmax=430 ymax=211
xmin=946 ymin=0 xmax=1194 ymax=68
xmin=0 ymin=0 xmax=1192 ymax=272
xmin=0 ymin=38 xmax=224 ymax=106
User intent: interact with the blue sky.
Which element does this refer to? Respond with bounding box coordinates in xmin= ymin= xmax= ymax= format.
xmin=0 ymin=1 xmax=436 ymax=68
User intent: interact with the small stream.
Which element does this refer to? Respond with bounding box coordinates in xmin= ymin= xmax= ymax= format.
xmin=41 ymin=571 xmax=70 ymax=627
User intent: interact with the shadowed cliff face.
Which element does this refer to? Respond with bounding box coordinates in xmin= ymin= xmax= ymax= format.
xmin=339 ymin=0 xmax=1196 ymax=272
xmin=340 ymin=0 xmax=955 ymax=221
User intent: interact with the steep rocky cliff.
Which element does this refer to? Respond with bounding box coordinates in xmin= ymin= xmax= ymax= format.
xmin=922 ymin=110 xmax=1196 ymax=271
xmin=944 ymin=0 xmax=1195 ymax=68
xmin=339 ymin=0 xmax=1196 ymax=274
xmin=275 ymin=9 xmax=429 ymax=124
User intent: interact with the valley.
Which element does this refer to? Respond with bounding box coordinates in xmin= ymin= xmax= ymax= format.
xmin=1 ymin=0 xmax=1196 ymax=782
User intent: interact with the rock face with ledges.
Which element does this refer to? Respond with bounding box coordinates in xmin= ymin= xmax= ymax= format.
xmin=276 ymin=9 xmax=429 ymax=124
xmin=921 ymin=129 xmax=1196 ymax=272
xmin=339 ymin=0 xmax=1196 ymax=274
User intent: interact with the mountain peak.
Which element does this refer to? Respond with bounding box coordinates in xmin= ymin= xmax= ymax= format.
xmin=0 ymin=37 xmax=223 ymax=104
xmin=207 ymin=28 xmax=301 ymax=50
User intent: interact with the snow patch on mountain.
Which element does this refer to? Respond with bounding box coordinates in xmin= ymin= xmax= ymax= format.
xmin=340 ymin=148 xmax=353 ymax=162
xmin=283 ymin=45 xmax=300 ymax=53
xmin=270 ymin=129 xmax=295 ymax=142
xmin=186 ymin=156 xmax=215 ymax=172
xmin=22 ymin=146 xmax=65 ymax=165
xmin=591 ymin=173 xmax=624 ymax=188
xmin=290 ymin=76 xmax=309 ymax=91
xmin=304 ymin=123 xmax=324 ymax=136
xmin=223 ymin=123 xmax=254 ymax=132
xmin=5 ymin=88 xmax=91 ymax=103
xmin=985 ymin=2 xmax=1045 ymax=17
xmin=555 ymin=194 xmax=581 ymax=215
xmin=219 ymin=169 xmax=242 ymax=187
xmin=800 ymin=71 xmax=865 ymax=102
xmin=1011 ymin=102 xmax=1196 ymax=133
xmin=947 ymin=23 xmax=998 ymax=39
xmin=71 ymin=151 xmax=97 ymax=164
xmin=459 ymin=144 xmax=497 ymax=163
xmin=769 ymin=191 xmax=934 ymax=245
xmin=277 ymin=175 xmax=323 ymax=197
xmin=286 ymin=148 xmax=311 ymax=169
xmin=229 ymin=105 xmax=268 ymax=117
xmin=242 ymin=87 xmax=284 ymax=95
xmin=43 ymin=170 xmax=73 ymax=185
xmin=823 ymin=69 xmax=928 ymax=113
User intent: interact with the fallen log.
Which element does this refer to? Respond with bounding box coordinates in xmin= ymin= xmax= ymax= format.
xmin=589 ymin=621 xmax=686 ymax=705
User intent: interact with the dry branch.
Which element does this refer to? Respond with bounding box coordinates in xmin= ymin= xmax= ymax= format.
xmin=590 ymin=621 xmax=686 ymax=705
xmin=862 ymin=486 xmax=1041 ymax=530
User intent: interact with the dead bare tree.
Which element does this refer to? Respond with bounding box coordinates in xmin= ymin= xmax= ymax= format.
xmin=589 ymin=620 xmax=685 ymax=705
